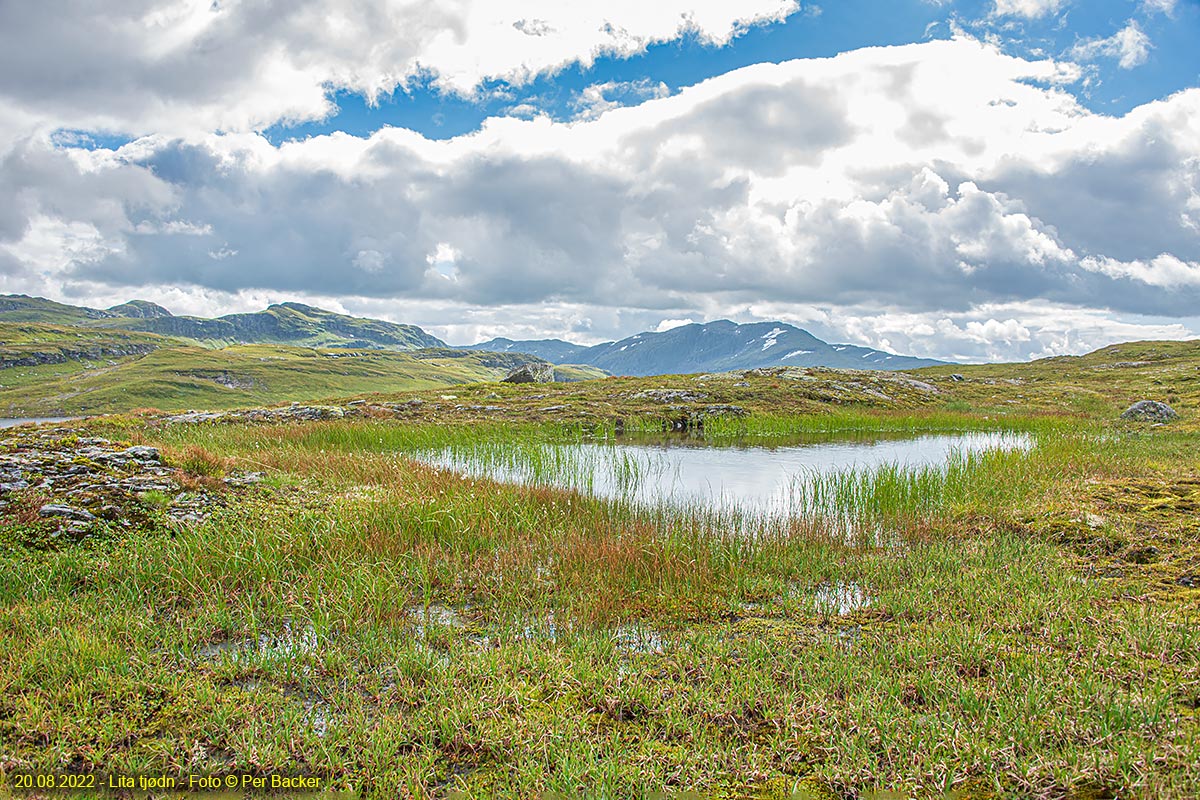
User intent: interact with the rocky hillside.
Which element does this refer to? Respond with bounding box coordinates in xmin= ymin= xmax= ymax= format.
xmin=3 ymin=295 xmax=944 ymax=379
xmin=0 ymin=323 xmax=180 ymax=370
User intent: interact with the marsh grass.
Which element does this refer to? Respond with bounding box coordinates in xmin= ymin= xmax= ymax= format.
xmin=3 ymin=409 xmax=1197 ymax=797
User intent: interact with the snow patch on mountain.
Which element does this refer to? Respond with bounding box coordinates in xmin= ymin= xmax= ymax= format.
xmin=760 ymin=327 xmax=787 ymax=351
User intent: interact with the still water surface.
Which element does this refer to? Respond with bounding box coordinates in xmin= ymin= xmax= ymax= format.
xmin=417 ymin=431 xmax=1031 ymax=516
xmin=0 ymin=417 xmax=80 ymax=429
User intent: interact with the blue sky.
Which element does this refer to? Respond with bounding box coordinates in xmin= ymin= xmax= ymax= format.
xmin=263 ymin=0 xmax=1200 ymax=144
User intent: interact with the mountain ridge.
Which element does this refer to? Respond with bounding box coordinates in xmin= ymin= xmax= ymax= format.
xmin=463 ymin=320 xmax=947 ymax=375
xmin=1 ymin=295 xmax=445 ymax=351
xmin=1 ymin=294 xmax=948 ymax=374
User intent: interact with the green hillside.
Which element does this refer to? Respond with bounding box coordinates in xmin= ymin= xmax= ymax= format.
xmin=2 ymin=294 xmax=446 ymax=351
xmin=122 ymin=302 xmax=445 ymax=349
xmin=0 ymin=322 xmax=182 ymax=368
xmin=0 ymin=339 xmax=558 ymax=415
xmin=0 ymin=295 xmax=114 ymax=325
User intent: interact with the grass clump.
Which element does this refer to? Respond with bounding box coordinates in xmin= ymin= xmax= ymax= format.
xmin=167 ymin=443 xmax=230 ymax=478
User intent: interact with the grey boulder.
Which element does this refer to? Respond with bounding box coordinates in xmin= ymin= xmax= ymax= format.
xmin=1120 ymin=400 xmax=1179 ymax=423
xmin=501 ymin=363 xmax=555 ymax=384
xmin=39 ymin=504 xmax=95 ymax=521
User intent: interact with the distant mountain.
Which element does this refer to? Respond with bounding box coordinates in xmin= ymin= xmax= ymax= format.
xmin=467 ymin=337 xmax=592 ymax=363
xmin=0 ymin=294 xmax=115 ymax=325
xmin=464 ymin=320 xmax=947 ymax=375
xmin=1 ymin=295 xmax=445 ymax=351
xmin=2 ymin=296 xmax=946 ymax=373
xmin=127 ymin=302 xmax=447 ymax=350
xmin=106 ymin=300 xmax=173 ymax=319
xmin=0 ymin=294 xmax=173 ymax=323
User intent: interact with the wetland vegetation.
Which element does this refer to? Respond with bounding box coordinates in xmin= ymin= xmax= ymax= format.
xmin=1 ymin=342 xmax=1198 ymax=798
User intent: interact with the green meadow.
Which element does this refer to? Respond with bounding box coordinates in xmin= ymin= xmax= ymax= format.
xmin=1 ymin=343 xmax=1198 ymax=798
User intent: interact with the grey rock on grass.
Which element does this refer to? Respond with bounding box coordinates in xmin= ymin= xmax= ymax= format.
xmin=1120 ymin=400 xmax=1179 ymax=423
xmin=39 ymin=504 xmax=95 ymax=521
xmin=501 ymin=363 xmax=555 ymax=384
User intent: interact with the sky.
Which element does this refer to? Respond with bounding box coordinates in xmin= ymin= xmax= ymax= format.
xmin=1 ymin=1 xmax=1199 ymax=363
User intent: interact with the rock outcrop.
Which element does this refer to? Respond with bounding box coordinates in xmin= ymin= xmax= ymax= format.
xmin=1120 ymin=400 xmax=1179 ymax=423
xmin=0 ymin=344 xmax=159 ymax=370
xmin=164 ymin=404 xmax=346 ymax=425
xmin=501 ymin=363 xmax=555 ymax=384
xmin=0 ymin=427 xmax=261 ymax=540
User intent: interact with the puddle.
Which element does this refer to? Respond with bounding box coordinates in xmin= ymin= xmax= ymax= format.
xmin=612 ymin=624 xmax=665 ymax=655
xmin=0 ymin=417 xmax=83 ymax=429
xmin=813 ymin=581 xmax=871 ymax=616
xmin=515 ymin=609 xmax=562 ymax=644
xmin=196 ymin=621 xmax=319 ymax=662
xmin=406 ymin=604 xmax=492 ymax=655
xmin=297 ymin=692 xmax=330 ymax=738
xmin=409 ymin=603 xmax=466 ymax=630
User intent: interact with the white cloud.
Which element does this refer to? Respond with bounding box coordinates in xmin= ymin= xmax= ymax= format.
xmin=993 ymin=0 xmax=1066 ymax=19
xmin=1080 ymin=254 xmax=1200 ymax=288
xmin=1071 ymin=21 xmax=1153 ymax=70
xmin=574 ymin=80 xmax=672 ymax=120
xmin=827 ymin=303 xmax=1196 ymax=363
xmin=655 ymin=318 xmax=696 ymax=332
xmin=3 ymin=35 xmax=1199 ymax=361
xmin=1141 ymin=0 xmax=1177 ymax=16
xmin=0 ymin=1 xmax=800 ymax=143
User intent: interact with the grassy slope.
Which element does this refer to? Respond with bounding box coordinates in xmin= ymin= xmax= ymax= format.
xmin=0 ymin=343 xmax=552 ymax=415
xmin=4 ymin=297 xmax=444 ymax=350
xmin=0 ymin=321 xmax=179 ymax=353
xmin=0 ymin=341 xmax=1198 ymax=797
xmin=113 ymin=302 xmax=444 ymax=350
xmin=916 ymin=339 xmax=1200 ymax=416
xmin=552 ymin=363 xmax=609 ymax=382
xmin=0 ymin=295 xmax=107 ymax=325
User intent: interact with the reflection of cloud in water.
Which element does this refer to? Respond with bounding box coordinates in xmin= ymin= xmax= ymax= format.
xmin=813 ymin=581 xmax=871 ymax=616
xmin=418 ymin=431 xmax=1031 ymax=519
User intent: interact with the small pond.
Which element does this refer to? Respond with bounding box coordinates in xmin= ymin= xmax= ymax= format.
xmin=413 ymin=430 xmax=1032 ymax=518
xmin=0 ymin=417 xmax=81 ymax=429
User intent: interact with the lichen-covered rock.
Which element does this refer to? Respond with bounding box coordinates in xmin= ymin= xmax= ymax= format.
xmin=0 ymin=426 xmax=263 ymax=538
xmin=632 ymin=389 xmax=709 ymax=403
xmin=888 ymin=375 xmax=939 ymax=394
xmin=122 ymin=445 xmax=161 ymax=461
xmin=1120 ymin=400 xmax=1178 ymax=423
xmin=164 ymin=405 xmax=345 ymax=424
xmin=502 ymin=363 xmax=555 ymax=384
xmin=39 ymin=504 xmax=95 ymax=521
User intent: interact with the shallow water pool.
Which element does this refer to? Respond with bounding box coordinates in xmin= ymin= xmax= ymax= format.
xmin=414 ymin=430 xmax=1032 ymax=517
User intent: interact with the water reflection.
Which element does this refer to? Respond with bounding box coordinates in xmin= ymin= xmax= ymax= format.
xmin=415 ymin=430 xmax=1031 ymax=517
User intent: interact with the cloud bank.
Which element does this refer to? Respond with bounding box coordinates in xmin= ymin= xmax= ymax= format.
xmin=0 ymin=5 xmax=1197 ymax=362
xmin=0 ymin=0 xmax=799 ymax=140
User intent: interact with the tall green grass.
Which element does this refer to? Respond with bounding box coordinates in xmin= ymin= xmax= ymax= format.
xmin=146 ymin=414 xmax=1100 ymax=544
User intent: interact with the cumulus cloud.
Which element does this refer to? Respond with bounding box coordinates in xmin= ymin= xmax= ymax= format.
xmin=2 ymin=32 xmax=1199 ymax=361
xmin=803 ymin=301 xmax=1194 ymax=362
xmin=655 ymin=318 xmax=697 ymax=332
xmin=0 ymin=0 xmax=799 ymax=143
xmin=1080 ymin=254 xmax=1200 ymax=288
xmin=1071 ymin=21 xmax=1153 ymax=70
